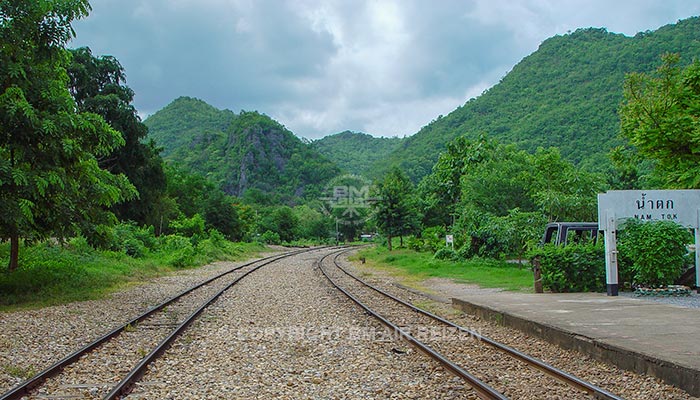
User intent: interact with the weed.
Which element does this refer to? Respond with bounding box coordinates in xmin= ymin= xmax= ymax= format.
xmin=2 ymin=364 xmax=36 ymax=380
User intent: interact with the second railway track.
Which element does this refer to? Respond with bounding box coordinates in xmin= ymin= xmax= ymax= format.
xmin=319 ymin=249 xmax=625 ymax=400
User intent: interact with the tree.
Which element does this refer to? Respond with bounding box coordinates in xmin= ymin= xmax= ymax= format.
xmin=373 ymin=168 xmax=418 ymax=250
xmin=0 ymin=0 xmax=136 ymax=271
xmin=529 ymin=148 xmax=603 ymax=222
xmin=419 ymin=135 xmax=496 ymax=227
xmin=261 ymin=206 xmax=299 ymax=243
xmin=620 ymin=54 xmax=700 ymax=188
xmin=203 ymin=190 xmax=241 ymax=241
xmin=67 ymin=47 xmax=167 ymax=227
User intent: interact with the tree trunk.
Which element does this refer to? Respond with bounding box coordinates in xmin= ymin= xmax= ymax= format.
xmin=387 ymin=234 xmax=393 ymax=251
xmin=8 ymin=234 xmax=19 ymax=272
xmin=400 ymin=235 xmax=404 ymax=248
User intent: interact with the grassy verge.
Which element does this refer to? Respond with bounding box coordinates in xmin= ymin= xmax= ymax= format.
xmin=0 ymin=237 xmax=265 ymax=310
xmin=354 ymin=245 xmax=534 ymax=292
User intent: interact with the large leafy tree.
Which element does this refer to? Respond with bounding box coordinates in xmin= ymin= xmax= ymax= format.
xmin=418 ymin=135 xmax=496 ymax=227
xmin=620 ymin=54 xmax=700 ymax=188
xmin=0 ymin=0 xmax=135 ymax=270
xmin=67 ymin=47 xmax=167 ymax=227
xmin=374 ymin=168 xmax=419 ymax=250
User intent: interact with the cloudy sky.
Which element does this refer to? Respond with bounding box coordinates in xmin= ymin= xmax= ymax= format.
xmin=70 ymin=0 xmax=700 ymax=140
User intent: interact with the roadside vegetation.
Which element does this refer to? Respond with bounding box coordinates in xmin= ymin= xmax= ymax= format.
xmin=355 ymin=244 xmax=533 ymax=293
xmin=0 ymin=228 xmax=264 ymax=310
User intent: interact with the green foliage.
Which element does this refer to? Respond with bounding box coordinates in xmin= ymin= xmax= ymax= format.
xmin=617 ymin=219 xmax=692 ymax=287
xmin=258 ymin=206 xmax=298 ymax=243
xmin=67 ymin=47 xmax=167 ymax=227
xmin=620 ymin=54 xmax=700 ymax=188
xmin=312 ymin=131 xmax=404 ymax=176
xmin=169 ymin=214 xmax=206 ymax=239
xmin=373 ymin=168 xmax=420 ymax=250
xmin=0 ymin=0 xmax=136 ymax=270
xmin=357 ymin=246 xmax=533 ymax=292
xmin=375 ymin=18 xmax=700 ymax=182
xmin=293 ymin=204 xmax=332 ymax=240
xmin=529 ymin=243 xmax=606 ymax=293
xmin=144 ymin=97 xmax=340 ymax=203
xmin=419 ymin=135 xmax=595 ymax=259
xmin=202 ymin=190 xmax=242 ymax=241
xmin=419 ymin=226 xmax=447 ymax=253
xmin=259 ymin=230 xmax=281 ymax=245
xmin=433 ymin=248 xmax=458 ymax=261
xmin=0 ymin=233 xmax=263 ymax=307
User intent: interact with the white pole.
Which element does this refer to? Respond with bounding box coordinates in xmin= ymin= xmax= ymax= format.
xmin=696 ymin=210 xmax=700 ymax=294
xmin=604 ymin=211 xmax=619 ymax=296
xmin=695 ymin=228 xmax=699 ymax=294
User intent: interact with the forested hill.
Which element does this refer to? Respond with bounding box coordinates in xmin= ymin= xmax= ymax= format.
xmin=144 ymin=97 xmax=340 ymax=203
xmin=375 ymin=17 xmax=700 ymax=181
xmin=312 ymin=131 xmax=404 ymax=176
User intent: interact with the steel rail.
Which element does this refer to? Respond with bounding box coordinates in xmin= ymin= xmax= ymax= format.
xmin=104 ymin=246 xmax=344 ymax=399
xmin=0 ymin=247 xmax=321 ymax=400
xmin=317 ymin=250 xmax=508 ymax=400
xmin=330 ymin=250 xmax=625 ymax=400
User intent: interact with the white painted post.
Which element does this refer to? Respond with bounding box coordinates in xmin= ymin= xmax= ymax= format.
xmin=604 ymin=211 xmax=619 ymax=296
xmin=696 ymin=210 xmax=700 ymax=294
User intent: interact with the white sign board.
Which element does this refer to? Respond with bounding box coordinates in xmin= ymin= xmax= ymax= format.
xmin=598 ymin=190 xmax=700 ymax=229
xmin=445 ymin=235 xmax=454 ymax=244
xmin=597 ymin=189 xmax=700 ymax=296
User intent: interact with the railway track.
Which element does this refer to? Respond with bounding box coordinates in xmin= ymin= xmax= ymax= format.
xmin=318 ymin=249 xmax=626 ymax=400
xmin=0 ymin=246 xmax=333 ymax=400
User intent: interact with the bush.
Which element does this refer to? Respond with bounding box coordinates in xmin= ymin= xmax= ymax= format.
xmin=259 ymin=230 xmax=281 ymax=245
xmin=420 ymin=226 xmax=447 ymax=253
xmin=529 ymin=243 xmax=605 ymax=293
xmin=406 ymin=236 xmax=423 ymax=252
xmin=617 ymin=219 xmax=692 ymax=287
xmin=170 ymin=214 xmax=206 ymax=238
xmin=433 ymin=248 xmax=459 ymax=261
xmin=456 ymin=244 xmax=474 ymax=260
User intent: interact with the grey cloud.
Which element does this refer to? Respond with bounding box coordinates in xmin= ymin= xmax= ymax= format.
xmin=71 ymin=0 xmax=700 ymax=138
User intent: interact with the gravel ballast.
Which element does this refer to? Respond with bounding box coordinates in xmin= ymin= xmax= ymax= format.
xmin=130 ymin=248 xmax=471 ymax=399
xmin=0 ymin=255 xmax=276 ymax=394
xmin=1 ymin=247 xmax=698 ymax=399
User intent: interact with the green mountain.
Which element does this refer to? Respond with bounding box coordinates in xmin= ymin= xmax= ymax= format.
xmin=312 ymin=131 xmax=404 ymax=176
xmin=144 ymin=97 xmax=340 ymax=202
xmin=376 ymin=17 xmax=700 ymax=181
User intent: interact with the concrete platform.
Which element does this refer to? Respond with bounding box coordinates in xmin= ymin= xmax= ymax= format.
xmin=451 ymin=292 xmax=700 ymax=397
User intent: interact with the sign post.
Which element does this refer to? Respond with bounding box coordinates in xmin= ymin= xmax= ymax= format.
xmin=697 ymin=210 xmax=700 ymax=293
xmin=603 ymin=210 xmax=618 ymax=296
xmin=445 ymin=235 xmax=454 ymax=250
xmin=598 ymin=190 xmax=700 ymax=295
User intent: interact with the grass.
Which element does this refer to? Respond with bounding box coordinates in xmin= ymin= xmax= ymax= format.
xmin=354 ymin=245 xmax=534 ymax=292
xmin=0 ymin=237 xmax=265 ymax=311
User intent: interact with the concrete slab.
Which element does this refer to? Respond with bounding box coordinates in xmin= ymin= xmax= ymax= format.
xmin=451 ymin=292 xmax=700 ymax=397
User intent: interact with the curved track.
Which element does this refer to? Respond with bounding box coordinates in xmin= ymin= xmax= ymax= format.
xmin=319 ymin=249 xmax=625 ymax=400
xmin=0 ymin=247 xmax=331 ymax=400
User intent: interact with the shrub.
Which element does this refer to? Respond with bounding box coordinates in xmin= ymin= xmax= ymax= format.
xmin=617 ymin=219 xmax=692 ymax=287
xmin=529 ymin=243 xmax=605 ymax=292
xmin=421 ymin=226 xmax=447 ymax=253
xmin=260 ymin=230 xmax=281 ymax=245
xmin=406 ymin=236 xmax=423 ymax=252
xmin=170 ymin=214 xmax=206 ymax=238
xmin=433 ymin=248 xmax=459 ymax=261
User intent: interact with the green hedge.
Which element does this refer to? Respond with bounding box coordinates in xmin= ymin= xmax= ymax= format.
xmin=530 ymin=243 xmax=606 ymax=292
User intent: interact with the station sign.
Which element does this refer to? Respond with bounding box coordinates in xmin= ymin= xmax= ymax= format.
xmin=598 ymin=190 xmax=700 ymax=229
xmin=597 ymin=189 xmax=700 ymax=296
